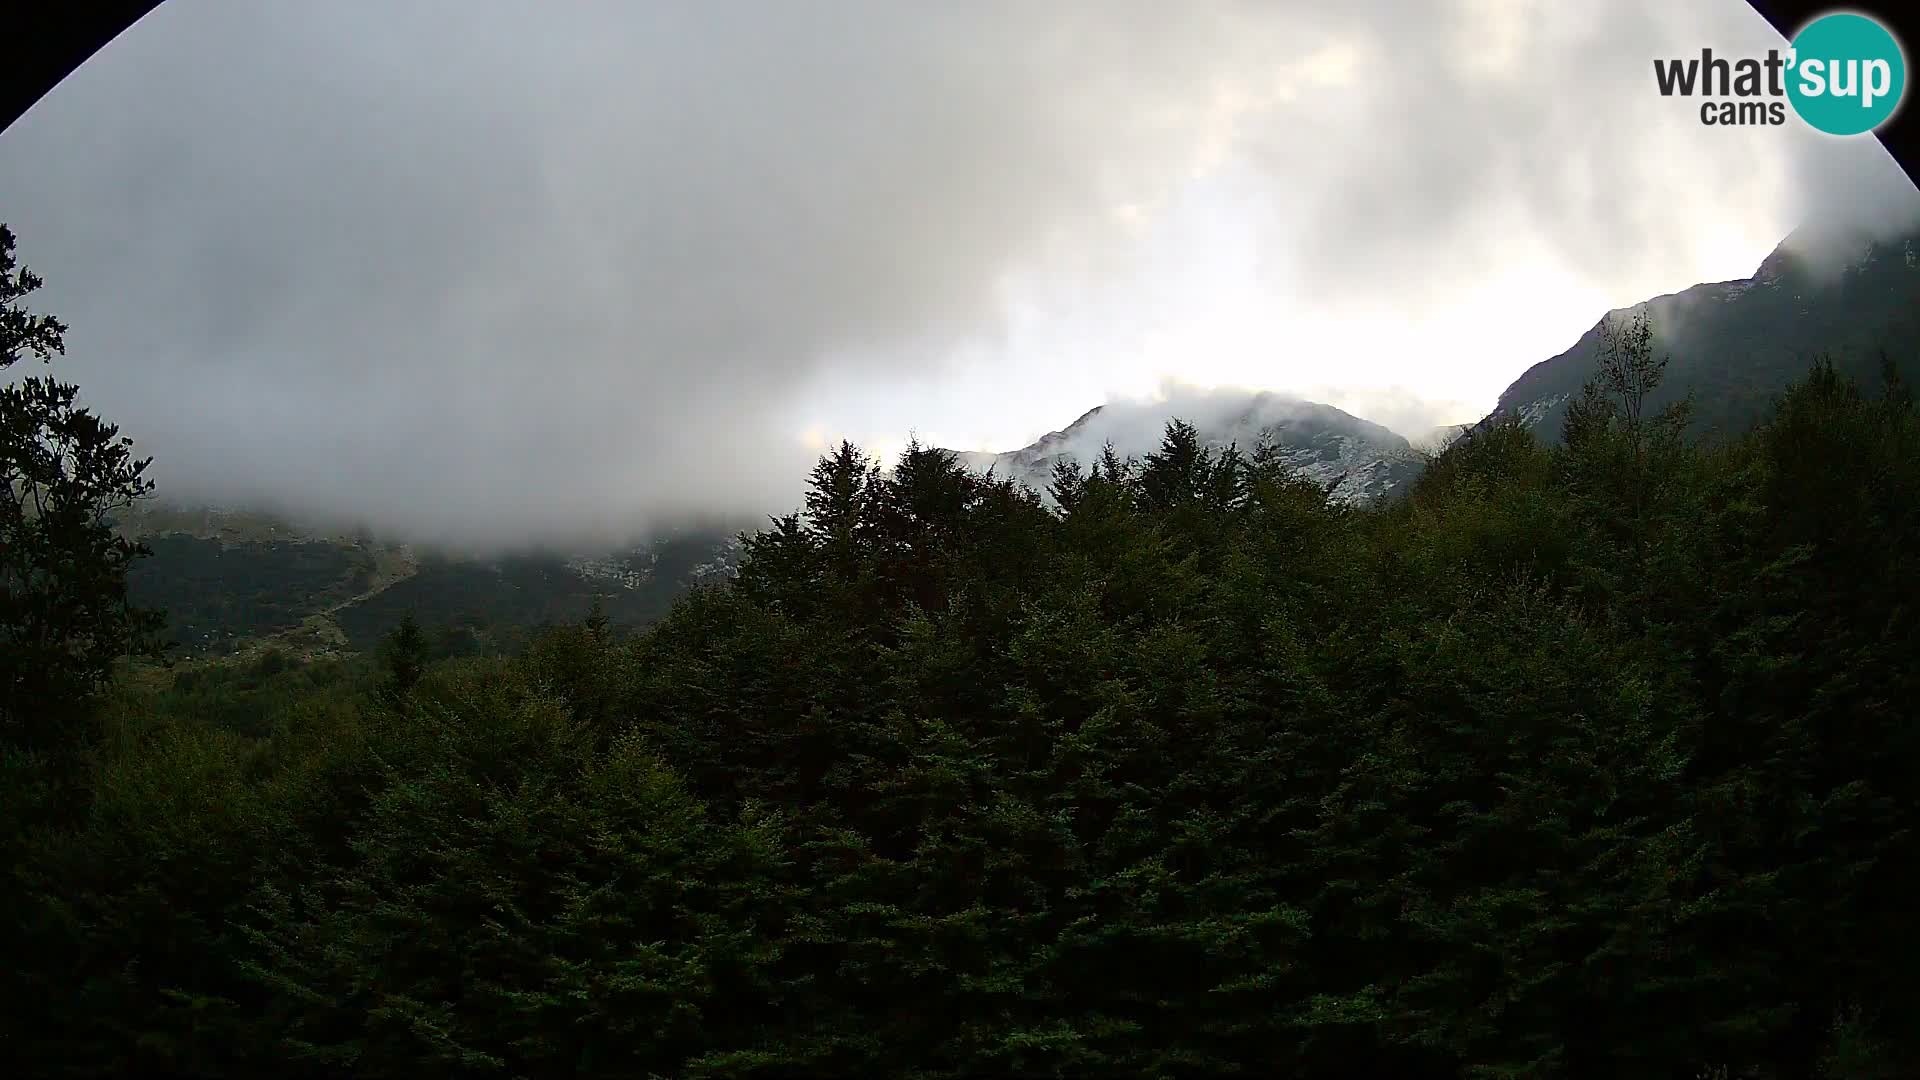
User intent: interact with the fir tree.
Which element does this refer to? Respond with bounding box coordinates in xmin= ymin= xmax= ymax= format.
xmin=0 ymin=225 xmax=166 ymax=754
xmin=378 ymin=610 xmax=430 ymax=697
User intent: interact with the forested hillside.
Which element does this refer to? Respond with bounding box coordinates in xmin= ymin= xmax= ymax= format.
xmin=8 ymin=263 xmax=1917 ymax=1077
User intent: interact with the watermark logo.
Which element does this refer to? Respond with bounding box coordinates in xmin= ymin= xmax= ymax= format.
xmin=1653 ymin=10 xmax=1906 ymax=134
xmin=1788 ymin=12 xmax=1905 ymax=134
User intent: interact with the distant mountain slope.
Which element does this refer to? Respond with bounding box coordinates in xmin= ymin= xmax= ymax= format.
xmin=121 ymin=504 xmax=744 ymax=657
xmin=1489 ymin=223 xmax=1920 ymax=443
xmin=328 ymin=530 xmax=743 ymax=654
xmin=949 ymin=391 xmax=1428 ymax=506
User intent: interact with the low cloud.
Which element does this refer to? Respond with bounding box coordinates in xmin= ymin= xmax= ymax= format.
xmin=1 ymin=1 xmax=1915 ymax=549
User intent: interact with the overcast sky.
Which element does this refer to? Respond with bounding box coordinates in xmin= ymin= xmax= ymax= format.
xmin=2 ymin=0 xmax=1916 ymax=547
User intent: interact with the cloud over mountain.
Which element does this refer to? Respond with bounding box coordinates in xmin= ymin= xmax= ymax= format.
xmin=1 ymin=1 xmax=1913 ymax=548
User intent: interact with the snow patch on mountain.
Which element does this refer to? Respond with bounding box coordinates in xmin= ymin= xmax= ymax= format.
xmin=689 ymin=536 xmax=745 ymax=582
xmin=565 ymin=553 xmax=656 ymax=590
xmin=1514 ymin=393 xmax=1570 ymax=431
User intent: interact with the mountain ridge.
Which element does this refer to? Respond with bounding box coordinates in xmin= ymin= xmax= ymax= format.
xmin=1485 ymin=223 xmax=1920 ymax=442
xmin=944 ymin=390 xmax=1426 ymax=506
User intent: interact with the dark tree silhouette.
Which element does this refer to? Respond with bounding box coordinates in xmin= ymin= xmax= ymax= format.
xmin=0 ymin=225 xmax=164 ymax=752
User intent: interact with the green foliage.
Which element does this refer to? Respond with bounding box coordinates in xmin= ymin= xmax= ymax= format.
xmin=377 ymin=611 xmax=430 ymax=697
xmin=238 ymin=674 xmax=786 ymax=1079
xmin=149 ymin=649 xmax=370 ymax=739
xmin=7 ymin=316 xmax=1917 ymax=1077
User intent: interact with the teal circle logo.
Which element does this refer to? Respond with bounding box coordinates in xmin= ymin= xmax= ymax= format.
xmin=1787 ymin=13 xmax=1906 ymax=135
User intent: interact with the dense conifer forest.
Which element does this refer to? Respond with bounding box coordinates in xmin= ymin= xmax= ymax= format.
xmin=5 ymin=225 xmax=1919 ymax=1078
